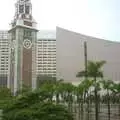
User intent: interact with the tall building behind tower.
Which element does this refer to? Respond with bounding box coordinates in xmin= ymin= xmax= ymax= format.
xmin=37 ymin=31 xmax=56 ymax=78
xmin=0 ymin=31 xmax=9 ymax=87
xmin=8 ymin=0 xmax=38 ymax=94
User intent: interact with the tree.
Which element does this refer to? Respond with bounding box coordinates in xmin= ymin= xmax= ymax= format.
xmin=2 ymin=88 xmax=74 ymax=120
xmin=75 ymin=79 xmax=94 ymax=120
xmin=62 ymin=83 xmax=75 ymax=112
xmin=0 ymin=87 xmax=12 ymax=109
xmin=77 ymin=60 xmax=106 ymax=79
xmin=54 ymin=79 xmax=64 ymax=104
xmin=37 ymin=75 xmax=56 ymax=88
xmin=17 ymin=84 xmax=32 ymax=95
xmin=3 ymin=102 xmax=73 ymax=120
xmin=101 ymin=80 xmax=114 ymax=120
xmin=77 ymin=60 xmax=106 ymax=120
xmin=111 ymin=83 xmax=120 ymax=115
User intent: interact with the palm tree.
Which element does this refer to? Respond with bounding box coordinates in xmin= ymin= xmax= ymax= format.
xmin=61 ymin=83 xmax=75 ymax=112
xmin=54 ymin=79 xmax=64 ymax=104
xmin=76 ymin=82 xmax=85 ymax=120
xmin=74 ymin=79 xmax=94 ymax=120
xmin=101 ymin=79 xmax=114 ymax=120
xmin=83 ymin=79 xmax=95 ymax=120
xmin=77 ymin=60 xmax=106 ymax=120
xmin=53 ymin=81 xmax=75 ymax=113
xmin=112 ymin=83 xmax=120 ymax=116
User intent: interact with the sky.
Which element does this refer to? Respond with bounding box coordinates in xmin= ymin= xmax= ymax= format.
xmin=0 ymin=0 xmax=119 ymax=41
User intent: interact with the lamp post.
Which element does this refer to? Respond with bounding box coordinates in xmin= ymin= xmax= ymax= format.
xmin=84 ymin=41 xmax=87 ymax=80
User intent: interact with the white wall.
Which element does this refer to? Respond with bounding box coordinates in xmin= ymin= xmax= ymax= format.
xmin=56 ymin=27 xmax=120 ymax=82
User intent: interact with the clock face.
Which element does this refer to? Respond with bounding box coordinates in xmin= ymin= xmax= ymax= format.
xmin=23 ymin=39 xmax=32 ymax=49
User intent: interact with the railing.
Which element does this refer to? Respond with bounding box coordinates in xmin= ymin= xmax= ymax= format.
xmin=69 ymin=104 xmax=120 ymax=120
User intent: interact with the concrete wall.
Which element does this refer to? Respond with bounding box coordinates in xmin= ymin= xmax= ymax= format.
xmin=56 ymin=27 xmax=120 ymax=83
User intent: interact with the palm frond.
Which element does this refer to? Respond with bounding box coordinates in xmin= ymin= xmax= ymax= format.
xmin=76 ymin=71 xmax=85 ymax=77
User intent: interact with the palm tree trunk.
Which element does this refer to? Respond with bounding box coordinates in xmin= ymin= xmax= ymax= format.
xmin=50 ymin=92 xmax=53 ymax=102
xmin=61 ymin=93 xmax=64 ymax=104
xmin=94 ymin=77 xmax=99 ymax=120
xmin=69 ymin=94 xmax=73 ymax=113
xmin=77 ymin=95 xmax=81 ymax=120
xmin=86 ymin=92 xmax=90 ymax=120
xmin=56 ymin=93 xmax=59 ymax=104
xmin=68 ymin=93 xmax=71 ymax=112
xmin=107 ymin=90 xmax=110 ymax=120
xmin=119 ymin=95 xmax=120 ymax=118
xmin=80 ymin=95 xmax=84 ymax=120
xmin=78 ymin=103 xmax=80 ymax=120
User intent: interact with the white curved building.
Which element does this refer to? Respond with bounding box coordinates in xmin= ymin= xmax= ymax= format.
xmin=56 ymin=27 xmax=120 ymax=84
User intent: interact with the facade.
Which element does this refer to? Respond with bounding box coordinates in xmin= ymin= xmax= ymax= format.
xmin=56 ymin=27 xmax=120 ymax=84
xmin=36 ymin=31 xmax=56 ymax=78
xmin=0 ymin=31 xmax=9 ymax=86
xmin=0 ymin=1 xmax=57 ymax=89
xmin=0 ymin=1 xmax=120 ymax=89
xmin=0 ymin=30 xmax=56 ymax=88
xmin=8 ymin=0 xmax=37 ymax=94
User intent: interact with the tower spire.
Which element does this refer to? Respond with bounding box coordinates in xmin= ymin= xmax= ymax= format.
xmin=15 ymin=0 xmax=32 ymax=20
xmin=10 ymin=0 xmax=36 ymax=29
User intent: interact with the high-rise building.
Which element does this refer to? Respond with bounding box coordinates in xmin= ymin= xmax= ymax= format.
xmin=0 ymin=31 xmax=9 ymax=87
xmin=8 ymin=0 xmax=38 ymax=94
xmin=37 ymin=31 xmax=56 ymax=78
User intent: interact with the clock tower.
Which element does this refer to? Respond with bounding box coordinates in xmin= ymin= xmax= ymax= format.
xmin=8 ymin=0 xmax=38 ymax=95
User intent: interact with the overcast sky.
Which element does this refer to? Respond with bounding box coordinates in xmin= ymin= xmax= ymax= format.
xmin=0 ymin=0 xmax=119 ymax=41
